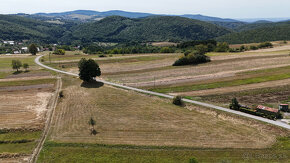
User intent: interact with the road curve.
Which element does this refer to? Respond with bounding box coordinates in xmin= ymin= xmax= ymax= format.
xmin=35 ymin=55 xmax=290 ymax=130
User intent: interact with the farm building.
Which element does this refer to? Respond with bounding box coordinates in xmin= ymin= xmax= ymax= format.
xmin=279 ymin=104 xmax=289 ymax=112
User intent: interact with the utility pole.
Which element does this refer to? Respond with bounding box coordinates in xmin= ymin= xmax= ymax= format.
xmin=154 ymin=76 xmax=156 ymax=89
xmin=49 ymin=52 xmax=51 ymax=64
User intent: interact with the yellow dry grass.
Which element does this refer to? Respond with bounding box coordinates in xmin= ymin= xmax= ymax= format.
xmin=0 ymin=87 xmax=54 ymax=129
xmin=49 ymin=77 xmax=287 ymax=148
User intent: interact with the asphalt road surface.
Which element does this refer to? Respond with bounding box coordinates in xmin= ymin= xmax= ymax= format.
xmin=35 ymin=55 xmax=290 ymax=130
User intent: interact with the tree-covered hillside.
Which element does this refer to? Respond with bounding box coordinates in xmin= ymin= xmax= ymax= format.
xmin=216 ymin=21 xmax=290 ymax=44
xmin=0 ymin=15 xmax=75 ymax=43
xmin=66 ymin=16 xmax=231 ymax=43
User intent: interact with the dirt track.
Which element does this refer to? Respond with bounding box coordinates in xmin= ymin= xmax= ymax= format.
xmin=29 ymin=77 xmax=62 ymax=163
xmin=171 ymin=78 xmax=290 ymax=96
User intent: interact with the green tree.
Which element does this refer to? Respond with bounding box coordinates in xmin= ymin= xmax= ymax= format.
xmin=215 ymin=42 xmax=229 ymax=52
xmin=189 ymin=157 xmax=198 ymax=163
xmin=230 ymin=98 xmax=240 ymax=110
xmin=194 ymin=44 xmax=208 ymax=54
xmin=53 ymin=49 xmax=65 ymax=55
xmin=89 ymin=117 xmax=97 ymax=135
xmin=173 ymin=96 xmax=183 ymax=106
xmin=23 ymin=63 xmax=29 ymax=71
xmin=173 ymin=50 xmax=210 ymax=66
xmin=160 ymin=47 xmax=174 ymax=53
xmin=28 ymin=44 xmax=38 ymax=55
xmin=78 ymin=58 xmax=101 ymax=82
xmin=89 ymin=117 xmax=96 ymax=128
xmin=11 ymin=60 xmax=22 ymax=72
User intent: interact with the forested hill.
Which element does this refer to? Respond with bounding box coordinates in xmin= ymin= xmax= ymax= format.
xmin=65 ymin=16 xmax=231 ymax=43
xmin=0 ymin=15 xmax=74 ymax=43
xmin=216 ymin=21 xmax=290 ymax=44
xmin=1 ymin=13 xmax=290 ymax=45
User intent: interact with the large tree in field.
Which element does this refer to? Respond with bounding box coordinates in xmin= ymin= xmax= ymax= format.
xmin=11 ymin=60 xmax=22 ymax=72
xmin=78 ymin=58 xmax=101 ymax=82
xmin=28 ymin=44 xmax=38 ymax=55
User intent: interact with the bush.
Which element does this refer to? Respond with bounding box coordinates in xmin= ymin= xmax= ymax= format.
xmin=160 ymin=47 xmax=175 ymax=53
xmin=99 ymin=54 xmax=106 ymax=58
xmin=173 ymin=51 xmax=210 ymax=66
xmin=215 ymin=42 xmax=229 ymax=52
xmin=23 ymin=63 xmax=29 ymax=71
xmin=53 ymin=49 xmax=65 ymax=55
xmin=189 ymin=157 xmax=198 ymax=163
xmin=173 ymin=96 xmax=183 ymax=106
xmin=258 ymin=42 xmax=273 ymax=49
xmin=250 ymin=45 xmax=258 ymax=50
xmin=59 ymin=91 xmax=64 ymax=98
xmin=229 ymin=48 xmax=240 ymax=53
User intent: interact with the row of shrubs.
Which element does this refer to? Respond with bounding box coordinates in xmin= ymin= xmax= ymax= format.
xmin=0 ymin=139 xmax=34 ymax=144
xmin=229 ymin=42 xmax=273 ymax=53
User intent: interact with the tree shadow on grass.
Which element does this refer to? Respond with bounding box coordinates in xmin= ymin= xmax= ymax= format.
xmin=81 ymin=80 xmax=104 ymax=88
xmin=12 ymin=71 xmax=23 ymax=75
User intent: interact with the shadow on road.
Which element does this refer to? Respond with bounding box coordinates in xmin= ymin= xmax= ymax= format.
xmin=81 ymin=80 xmax=104 ymax=88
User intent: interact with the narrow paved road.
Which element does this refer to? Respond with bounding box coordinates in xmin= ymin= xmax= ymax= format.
xmin=35 ymin=55 xmax=290 ymax=130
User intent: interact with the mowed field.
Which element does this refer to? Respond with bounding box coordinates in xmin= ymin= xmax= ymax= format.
xmin=0 ymin=54 xmax=57 ymax=162
xmin=39 ymin=76 xmax=290 ymax=162
xmin=43 ymin=46 xmax=290 ymax=90
xmin=42 ymin=44 xmax=290 ymax=122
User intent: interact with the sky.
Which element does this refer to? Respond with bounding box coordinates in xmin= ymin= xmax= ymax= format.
xmin=1 ymin=0 xmax=290 ymax=19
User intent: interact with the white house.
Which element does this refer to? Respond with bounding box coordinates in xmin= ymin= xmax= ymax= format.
xmin=3 ymin=41 xmax=14 ymax=45
xmin=21 ymin=47 xmax=28 ymax=52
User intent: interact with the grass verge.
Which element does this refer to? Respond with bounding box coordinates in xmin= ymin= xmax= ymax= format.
xmin=38 ymin=138 xmax=290 ymax=163
xmin=0 ymin=78 xmax=56 ymax=87
xmin=0 ymin=131 xmax=41 ymax=154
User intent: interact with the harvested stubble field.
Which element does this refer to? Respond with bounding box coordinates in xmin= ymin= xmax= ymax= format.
xmin=192 ymin=84 xmax=290 ymax=108
xmin=0 ymin=78 xmax=56 ymax=129
xmin=49 ymin=77 xmax=288 ymax=149
xmin=156 ymin=65 xmax=290 ymax=94
xmin=47 ymin=48 xmax=290 ymax=91
xmin=0 ymin=54 xmax=58 ymax=162
xmin=0 ymin=81 xmax=55 ymax=162
xmin=37 ymin=76 xmax=290 ymax=163
xmin=0 ymin=54 xmax=57 ymax=129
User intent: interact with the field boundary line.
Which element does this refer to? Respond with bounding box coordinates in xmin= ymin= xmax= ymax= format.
xmin=35 ymin=55 xmax=290 ymax=130
xmin=29 ymin=76 xmax=62 ymax=163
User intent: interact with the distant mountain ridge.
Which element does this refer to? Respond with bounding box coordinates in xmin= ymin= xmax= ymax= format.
xmin=30 ymin=10 xmax=240 ymax=22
